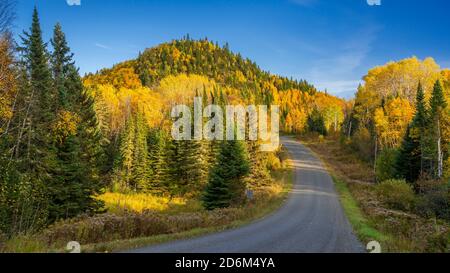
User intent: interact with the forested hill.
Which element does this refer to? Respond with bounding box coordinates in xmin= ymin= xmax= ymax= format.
xmin=83 ymin=38 xmax=346 ymax=135
xmin=84 ymin=38 xmax=317 ymax=96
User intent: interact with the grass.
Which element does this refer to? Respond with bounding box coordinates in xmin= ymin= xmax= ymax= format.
xmin=332 ymin=176 xmax=388 ymax=244
xmin=97 ymin=192 xmax=202 ymax=214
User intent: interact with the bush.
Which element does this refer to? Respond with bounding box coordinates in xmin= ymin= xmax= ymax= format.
xmin=351 ymin=127 xmax=374 ymax=162
xmin=40 ymin=208 xmax=248 ymax=247
xmin=375 ymin=149 xmax=398 ymax=182
xmin=266 ymin=153 xmax=281 ymax=171
xmin=415 ymin=179 xmax=450 ymax=221
xmin=375 ymin=179 xmax=416 ymax=211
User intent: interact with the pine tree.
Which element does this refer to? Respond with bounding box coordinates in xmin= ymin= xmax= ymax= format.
xmin=13 ymin=9 xmax=56 ymax=226
xmin=132 ymin=111 xmax=150 ymax=191
xmin=202 ymin=140 xmax=250 ymax=210
xmin=396 ymin=82 xmax=430 ymax=183
xmin=114 ymin=111 xmax=136 ymax=191
xmin=47 ymin=23 xmax=105 ymax=220
xmin=429 ymin=80 xmax=448 ymax=178
xmin=18 ymin=7 xmax=56 ymax=164
xmin=51 ymin=23 xmax=74 ymax=108
xmin=396 ymin=125 xmax=421 ymax=183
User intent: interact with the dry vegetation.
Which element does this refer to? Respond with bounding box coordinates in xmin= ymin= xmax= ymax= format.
xmin=302 ymin=134 xmax=450 ymax=253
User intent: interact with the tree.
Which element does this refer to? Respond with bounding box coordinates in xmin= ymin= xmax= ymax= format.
xmin=16 ymin=7 xmax=56 ymax=179
xmin=51 ymin=23 xmax=74 ymax=108
xmin=429 ymin=80 xmax=448 ymax=178
xmin=396 ymin=126 xmax=421 ymax=183
xmin=307 ymin=108 xmax=327 ymax=136
xmin=396 ymin=83 xmax=429 ymax=183
xmin=0 ymin=32 xmax=15 ymax=134
xmin=47 ymin=23 xmax=105 ymax=220
xmin=202 ymin=140 xmax=249 ymax=210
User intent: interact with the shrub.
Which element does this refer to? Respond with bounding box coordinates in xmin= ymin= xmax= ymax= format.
xmin=375 ymin=149 xmax=398 ymax=182
xmin=40 ymin=208 xmax=250 ymax=248
xmin=415 ymin=179 xmax=450 ymax=221
xmin=266 ymin=153 xmax=281 ymax=171
xmin=375 ymin=179 xmax=416 ymax=211
xmin=351 ymin=127 xmax=374 ymax=162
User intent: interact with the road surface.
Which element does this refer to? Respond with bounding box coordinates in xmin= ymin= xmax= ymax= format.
xmin=128 ymin=136 xmax=365 ymax=253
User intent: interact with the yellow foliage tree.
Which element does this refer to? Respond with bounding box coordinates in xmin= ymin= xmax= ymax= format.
xmin=0 ymin=35 xmax=15 ymax=133
xmin=374 ymin=97 xmax=414 ymax=149
xmin=364 ymin=57 xmax=441 ymax=102
xmin=157 ymin=74 xmax=215 ymax=105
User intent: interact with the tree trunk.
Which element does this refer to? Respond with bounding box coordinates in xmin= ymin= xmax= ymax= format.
xmin=437 ymin=119 xmax=443 ymax=178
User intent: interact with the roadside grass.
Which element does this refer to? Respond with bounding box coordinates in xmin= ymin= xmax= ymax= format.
xmin=1 ymin=150 xmax=294 ymax=253
xmin=332 ymin=176 xmax=388 ymax=244
xmin=302 ymin=134 xmax=450 ymax=253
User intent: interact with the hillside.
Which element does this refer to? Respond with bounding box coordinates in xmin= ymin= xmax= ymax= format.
xmin=85 ymin=38 xmax=318 ymax=96
xmin=83 ymin=38 xmax=346 ymax=135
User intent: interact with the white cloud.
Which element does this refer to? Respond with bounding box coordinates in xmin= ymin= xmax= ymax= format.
xmin=67 ymin=0 xmax=81 ymax=6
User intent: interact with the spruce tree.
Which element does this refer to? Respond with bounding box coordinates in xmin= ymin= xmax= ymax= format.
xmin=413 ymin=82 xmax=429 ymax=176
xmin=396 ymin=125 xmax=421 ymax=183
xmin=19 ymin=7 xmax=55 ymax=165
xmin=396 ymin=82 xmax=430 ymax=183
xmin=47 ymin=23 xmax=104 ymax=220
xmin=15 ymin=8 xmax=55 ymax=225
xmin=51 ymin=23 xmax=73 ymax=108
xmin=114 ymin=112 xmax=136 ymax=191
xmin=132 ymin=112 xmax=150 ymax=191
xmin=202 ymin=140 xmax=250 ymax=210
xmin=429 ymin=80 xmax=448 ymax=178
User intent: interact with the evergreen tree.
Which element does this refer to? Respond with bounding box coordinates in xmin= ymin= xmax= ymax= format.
xmin=429 ymin=80 xmax=448 ymax=178
xmin=202 ymin=140 xmax=249 ymax=210
xmin=396 ymin=82 xmax=430 ymax=183
xmin=47 ymin=23 xmax=104 ymax=220
xmin=51 ymin=23 xmax=73 ymax=108
xmin=132 ymin=111 xmax=150 ymax=190
xmin=14 ymin=8 xmax=56 ymax=225
xmin=114 ymin=111 xmax=136 ymax=191
xmin=307 ymin=108 xmax=327 ymax=136
xmin=396 ymin=125 xmax=421 ymax=183
xmin=18 ymin=7 xmax=55 ymax=164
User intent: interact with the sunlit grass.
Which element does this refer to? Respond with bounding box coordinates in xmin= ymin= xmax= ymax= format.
xmin=97 ymin=192 xmax=194 ymax=213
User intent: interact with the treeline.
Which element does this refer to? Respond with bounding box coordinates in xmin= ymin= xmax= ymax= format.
xmin=345 ymin=57 xmax=450 ymax=220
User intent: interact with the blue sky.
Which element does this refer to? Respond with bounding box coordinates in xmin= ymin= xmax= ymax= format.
xmin=12 ymin=0 xmax=450 ymax=98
